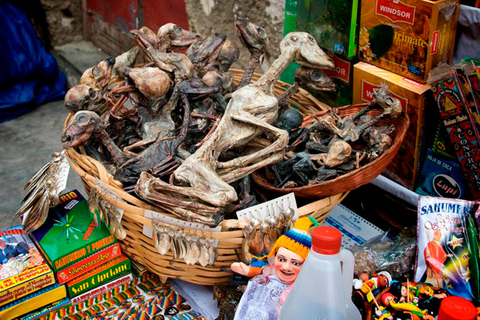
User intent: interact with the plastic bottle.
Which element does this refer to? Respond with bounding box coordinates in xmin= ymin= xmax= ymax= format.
xmin=435 ymin=296 xmax=477 ymax=320
xmin=279 ymin=226 xmax=361 ymax=320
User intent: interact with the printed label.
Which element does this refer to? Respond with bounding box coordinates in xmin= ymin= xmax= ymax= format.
xmin=360 ymin=80 xmax=409 ymax=112
xmin=324 ymin=55 xmax=351 ymax=84
xmin=375 ymin=0 xmax=416 ymax=25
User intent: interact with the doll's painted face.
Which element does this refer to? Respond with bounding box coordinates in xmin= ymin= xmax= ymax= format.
xmin=274 ymin=247 xmax=305 ymax=283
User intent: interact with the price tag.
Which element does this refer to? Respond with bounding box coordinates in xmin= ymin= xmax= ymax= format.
xmin=55 ymin=151 xmax=70 ymax=194
xmin=236 ymin=192 xmax=298 ymax=222
xmin=142 ymin=210 xmax=221 ymax=239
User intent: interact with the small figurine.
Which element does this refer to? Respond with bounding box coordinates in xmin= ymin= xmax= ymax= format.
xmin=232 ymin=216 xmax=316 ymax=320
xmin=352 ymin=271 xmax=393 ymax=320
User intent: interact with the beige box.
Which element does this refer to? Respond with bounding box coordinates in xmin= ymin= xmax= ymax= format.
xmin=353 ymin=61 xmax=431 ymax=189
xmin=358 ymin=0 xmax=459 ymax=83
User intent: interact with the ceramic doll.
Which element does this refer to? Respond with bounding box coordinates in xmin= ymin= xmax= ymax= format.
xmin=231 ymin=216 xmax=317 ymax=320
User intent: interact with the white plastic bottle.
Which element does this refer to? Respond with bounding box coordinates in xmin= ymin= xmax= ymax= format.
xmin=279 ymin=226 xmax=361 ymax=320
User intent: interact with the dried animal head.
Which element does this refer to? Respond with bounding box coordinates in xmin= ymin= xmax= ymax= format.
xmin=157 ymin=23 xmax=202 ymax=50
xmin=295 ymin=67 xmax=336 ymax=92
xmin=281 ymin=32 xmax=334 ymax=71
xmin=234 ymin=16 xmax=268 ymax=56
xmin=186 ymin=34 xmax=226 ymax=68
xmin=64 ymin=84 xmax=107 ymax=114
xmin=373 ymin=86 xmax=402 ymax=118
xmin=80 ymin=56 xmax=116 ymax=90
xmin=324 ymin=141 xmax=352 ymax=167
xmin=62 ymin=111 xmax=103 ymax=149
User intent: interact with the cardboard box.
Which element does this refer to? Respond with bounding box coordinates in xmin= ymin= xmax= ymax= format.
xmin=0 ymin=226 xmax=56 ymax=307
xmin=358 ymin=0 xmax=460 ymax=83
xmin=353 ymin=61 xmax=431 ymax=189
xmin=297 ymin=0 xmax=360 ymax=57
xmin=280 ymin=0 xmax=299 ymax=84
xmin=31 ymin=190 xmax=117 ymax=273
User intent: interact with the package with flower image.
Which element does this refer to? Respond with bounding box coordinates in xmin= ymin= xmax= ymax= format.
xmin=415 ymin=196 xmax=478 ymax=300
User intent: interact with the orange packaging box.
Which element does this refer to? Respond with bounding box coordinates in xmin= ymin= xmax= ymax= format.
xmin=358 ymin=0 xmax=459 ymax=83
xmin=353 ymin=61 xmax=431 ymax=189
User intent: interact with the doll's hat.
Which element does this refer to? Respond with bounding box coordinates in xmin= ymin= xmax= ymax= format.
xmin=264 ymin=216 xmax=317 ymax=260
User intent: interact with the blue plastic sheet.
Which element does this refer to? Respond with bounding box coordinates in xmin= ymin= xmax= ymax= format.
xmin=0 ymin=2 xmax=66 ymax=123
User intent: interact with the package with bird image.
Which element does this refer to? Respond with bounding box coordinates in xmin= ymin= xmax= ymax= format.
xmin=353 ymin=61 xmax=432 ymax=189
xmin=31 ymin=190 xmax=118 ymax=274
xmin=415 ymin=196 xmax=478 ymax=301
xmin=359 ymin=0 xmax=460 ymax=83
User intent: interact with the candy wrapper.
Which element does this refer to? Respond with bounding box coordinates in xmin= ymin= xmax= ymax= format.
xmin=415 ymin=196 xmax=479 ymax=300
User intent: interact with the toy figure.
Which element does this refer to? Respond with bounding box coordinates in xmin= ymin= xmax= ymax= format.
xmin=232 ymin=216 xmax=316 ymax=320
xmin=352 ymin=271 xmax=393 ymax=320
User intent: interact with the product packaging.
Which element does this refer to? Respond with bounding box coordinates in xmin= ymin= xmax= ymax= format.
xmin=415 ymin=196 xmax=478 ymax=300
xmin=353 ymin=61 xmax=431 ymax=189
xmin=428 ymin=64 xmax=480 ymax=198
xmin=0 ymin=226 xmax=56 ymax=307
xmin=297 ymin=0 xmax=360 ymax=57
xmin=31 ymin=190 xmax=118 ymax=273
xmin=358 ymin=0 xmax=460 ymax=83
xmin=416 ymin=149 xmax=469 ymax=199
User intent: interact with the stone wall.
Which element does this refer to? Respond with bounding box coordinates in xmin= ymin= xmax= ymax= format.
xmin=184 ymin=0 xmax=284 ymax=71
xmin=40 ymin=0 xmax=83 ymax=47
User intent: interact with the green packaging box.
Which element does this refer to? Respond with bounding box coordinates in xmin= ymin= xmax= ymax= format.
xmin=297 ymin=0 xmax=360 ymax=58
xmin=31 ymin=190 xmax=117 ymax=272
xmin=280 ymin=0 xmax=300 ymax=84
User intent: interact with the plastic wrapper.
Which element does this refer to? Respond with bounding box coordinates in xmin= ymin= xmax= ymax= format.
xmin=351 ymin=227 xmax=416 ymax=278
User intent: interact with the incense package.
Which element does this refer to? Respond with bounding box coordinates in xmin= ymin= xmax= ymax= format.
xmin=359 ymin=0 xmax=460 ymax=83
xmin=428 ymin=64 xmax=480 ymax=198
xmin=415 ymin=196 xmax=478 ymax=301
xmin=353 ymin=61 xmax=431 ymax=189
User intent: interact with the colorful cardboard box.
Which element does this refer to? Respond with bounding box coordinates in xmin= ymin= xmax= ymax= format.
xmin=358 ymin=0 xmax=460 ymax=83
xmin=0 ymin=226 xmax=56 ymax=307
xmin=353 ymin=61 xmax=431 ymax=189
xmin=31 ymin=190 xmax=117 ymax=273
xmin=66 ymin=254 xmax=131 ymax=298
xmin=297 ymin=0 xmax=360 ymax=57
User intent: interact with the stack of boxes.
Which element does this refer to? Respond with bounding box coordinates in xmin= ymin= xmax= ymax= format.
xmin=0 ymin=226 xmax=67 ymax=319
xmin=284 ymin=0 xmax=462 ymax=191
xmin=31 ymin=189 xmax=132 ymax=301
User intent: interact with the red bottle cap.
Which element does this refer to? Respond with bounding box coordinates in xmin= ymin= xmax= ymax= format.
xmin=311 ymin=226 xmax=342 ymax=255
xmin=438 ymin=296 xmax=477 ymax=320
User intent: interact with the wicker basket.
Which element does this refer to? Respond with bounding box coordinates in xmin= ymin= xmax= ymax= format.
xmin=64 ymin=69 xmax=348 ymax=285
xmin=252 ymin=103 xmax=410 ymax=199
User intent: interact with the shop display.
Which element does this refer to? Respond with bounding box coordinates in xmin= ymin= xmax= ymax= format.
xmin=353 ymin=61 xmax=431 ymax=190
xmin=7 ymin=1 xmax=480 ymax=318
xmin=0 ymin=226 xmax=55 ymax=307
xmin=358 ymin=0 xmax=460 ymax=83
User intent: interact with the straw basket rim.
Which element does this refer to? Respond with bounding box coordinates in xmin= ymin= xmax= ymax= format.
xmin=251 ymin=103 xmax=410 ymax=199
xmin=63 ymin=68 xmax=349 ymax=285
